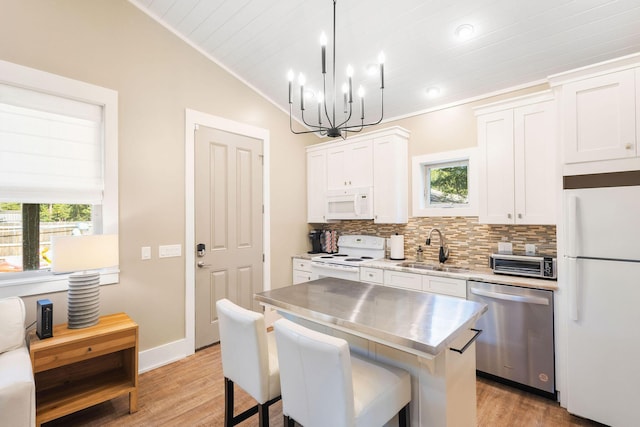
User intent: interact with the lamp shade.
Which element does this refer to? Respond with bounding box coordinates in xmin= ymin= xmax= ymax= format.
xmin=51 ymin=234 xmax=118 ymax=273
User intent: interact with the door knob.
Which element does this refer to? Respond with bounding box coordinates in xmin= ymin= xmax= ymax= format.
xmin=197 ymin=261 xmax=211 ymax=268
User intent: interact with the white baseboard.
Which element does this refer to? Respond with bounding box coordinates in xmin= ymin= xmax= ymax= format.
xmin=138 ymin=338 xmax=194 ymax=374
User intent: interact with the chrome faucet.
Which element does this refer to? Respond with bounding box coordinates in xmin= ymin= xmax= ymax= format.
xmin=426 ymin=228 xmax=449 ymax=264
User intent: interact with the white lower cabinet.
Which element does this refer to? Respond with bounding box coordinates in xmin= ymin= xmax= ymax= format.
xmin=383 ymin=269 xmax=467 ymax=298
xmin=423 ymin=275 xmax=467 ymax=298
xmin=292 ymin=258 xmax=312 ymax=285
xmin=383 ymin=270 xmax=422 ymax=291
xmin=360 ymin=267 xmax=383 ymax=285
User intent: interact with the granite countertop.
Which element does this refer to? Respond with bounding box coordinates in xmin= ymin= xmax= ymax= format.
xmin=292 ymin=254 xmax=559 ymax=291
xmin=256 ymin=277 xmax=487 ymax=356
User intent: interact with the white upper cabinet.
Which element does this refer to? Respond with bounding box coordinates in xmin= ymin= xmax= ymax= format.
xmin=549 ymin=55 xmax=640 ymax=175
xmin=307 ymin=147 xmax=327 ymax=223
xmin=306 ymin=127 xmax=410 ymax=223
xmin=373 ymin=133 xmax=408 ymax=224
xmin=562 ymin=69 xmax=636 ymax=164
xmin=326 ymin=140 xmax=373 ymax=191
xmin=476 ymin=92 xmax=557 ymax=225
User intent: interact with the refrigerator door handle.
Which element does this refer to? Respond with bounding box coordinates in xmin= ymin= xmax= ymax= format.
xmin=568 ymin=258 xmax=579 ymax=321
xmin=566 ymin=194 xmax=577 ymax=258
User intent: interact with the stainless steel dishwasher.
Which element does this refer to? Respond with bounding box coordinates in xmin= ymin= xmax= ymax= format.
xmin=467 ymin=280 xmax=555 ymax=398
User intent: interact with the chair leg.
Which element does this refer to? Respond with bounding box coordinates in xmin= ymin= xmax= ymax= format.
xmin=224 ymin=377 xmax=234 ymax=427
xmin=283 ymin=415 xmax=295 ymax=427
xmin=398 ymin=403 xmax=409 ymax=427
xmin=258 ymin=402 xmax=268 ymax=427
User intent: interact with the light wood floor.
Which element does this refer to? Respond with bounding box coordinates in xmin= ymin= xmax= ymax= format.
xmin=44 ymin=344 xmax=601 ymax=427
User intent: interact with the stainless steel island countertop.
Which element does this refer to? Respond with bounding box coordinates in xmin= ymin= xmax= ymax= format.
xmin=255 ymin=277 xmax=487 ymax=356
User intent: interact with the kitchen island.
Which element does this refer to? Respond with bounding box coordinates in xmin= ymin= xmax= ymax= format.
xmin=255 ymin=278 xmax=488 ymax=427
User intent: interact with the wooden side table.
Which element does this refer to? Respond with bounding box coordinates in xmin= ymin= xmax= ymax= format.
xmin=28 ymin=312 xmax=139 ymax=426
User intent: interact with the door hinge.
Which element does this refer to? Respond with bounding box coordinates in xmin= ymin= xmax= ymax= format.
xmin=263 ymin=254 xmax=265 ymax=262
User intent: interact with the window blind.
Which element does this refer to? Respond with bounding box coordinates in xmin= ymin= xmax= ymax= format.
xmin=0 ymin=83 xmax=104 ymax=204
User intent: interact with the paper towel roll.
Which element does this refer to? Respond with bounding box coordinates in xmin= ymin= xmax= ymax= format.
xmin=390 ymin=234 xmax=405 ymax=260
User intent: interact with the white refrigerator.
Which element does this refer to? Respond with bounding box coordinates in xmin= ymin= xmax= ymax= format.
xmin=564 ymin=184 xmax=640 ymax=426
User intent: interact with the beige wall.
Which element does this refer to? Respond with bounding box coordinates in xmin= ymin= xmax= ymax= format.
xmin=0 ymin=0 xmax=316 ymax=351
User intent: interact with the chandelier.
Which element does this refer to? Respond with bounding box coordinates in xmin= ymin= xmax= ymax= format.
xmin=288 ymin=0 xmax=385 ymax=139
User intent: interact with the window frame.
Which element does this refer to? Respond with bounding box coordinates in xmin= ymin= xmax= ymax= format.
xmin=0 ymin=60 xmax=118 ymax=298
xmin=412 ymin=148 xmax=478 ymax=217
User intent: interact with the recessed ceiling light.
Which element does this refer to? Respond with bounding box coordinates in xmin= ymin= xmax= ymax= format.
xmin=455 ymin=24 xmax=475 ymax=41
xmin=425 ymin=86 xmax=441 ymax=98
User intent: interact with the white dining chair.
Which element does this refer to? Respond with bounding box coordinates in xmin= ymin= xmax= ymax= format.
xmin=216 ymin=299 xmax=281 ymax=427
xmin=274 ymin=318 xmax=411 ymax=427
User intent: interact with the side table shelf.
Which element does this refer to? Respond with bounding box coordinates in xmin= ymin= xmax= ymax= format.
xmin=28 ymin=312 xmax=139 ymax=426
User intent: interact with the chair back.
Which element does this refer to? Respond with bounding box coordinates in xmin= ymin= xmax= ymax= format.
xmin=274 ymin=318 xmax=355 ymax=427
xmin=216 ymin=299 xmax=271 ymax=403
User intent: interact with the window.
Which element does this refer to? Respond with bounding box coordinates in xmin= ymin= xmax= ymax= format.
xmin=0 ymin=60 xmax=118 ymax=297
xmin=412 ymin=148 xmax=477 ymax=217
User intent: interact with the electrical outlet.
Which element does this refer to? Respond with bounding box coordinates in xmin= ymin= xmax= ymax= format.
xmin=498 ymin=242 xmax=513 ymax=254
xmin=159 ymin=244 xmax=182 ymax=258
xmin=525 ymin=244 xmax=536 ymax=255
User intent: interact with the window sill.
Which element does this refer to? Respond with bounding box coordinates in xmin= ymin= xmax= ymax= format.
xmin=0 ymin=269 xmax=119 ymax=298
xmin=413 ymin=206 xmax=478 ymax=217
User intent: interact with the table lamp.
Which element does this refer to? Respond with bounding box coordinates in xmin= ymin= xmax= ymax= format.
xmin=51 ymin=234 xmax=118 ymax=329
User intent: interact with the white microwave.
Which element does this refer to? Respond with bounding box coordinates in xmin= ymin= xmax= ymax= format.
xmin=326 ymin=187 xmax=373 ymax=220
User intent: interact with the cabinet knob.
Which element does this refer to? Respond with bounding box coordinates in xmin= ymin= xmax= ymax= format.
xmin=625 ymin=143 xmax=633 ymax=150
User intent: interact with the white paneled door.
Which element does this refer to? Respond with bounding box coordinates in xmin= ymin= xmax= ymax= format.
xmin=194 ymin=125 xmax=264 ymax=349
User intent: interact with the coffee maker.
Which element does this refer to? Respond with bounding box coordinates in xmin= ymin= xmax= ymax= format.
xmin=308 ymin=230 xmax=323 ymax=254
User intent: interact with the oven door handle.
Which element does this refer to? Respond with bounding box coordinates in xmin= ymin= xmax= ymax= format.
xmin=469 ymin=287 xmax=549 ymax=305
xmin=311 ymin=261 xmax=360 ymax=272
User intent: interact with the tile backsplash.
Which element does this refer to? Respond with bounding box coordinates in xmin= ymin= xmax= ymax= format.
xmin=315 ymin=217 xmax=557 ymax=270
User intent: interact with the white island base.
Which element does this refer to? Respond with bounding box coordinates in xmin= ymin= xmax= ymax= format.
xmin=256 ymin=279 xmax=485 ymax=427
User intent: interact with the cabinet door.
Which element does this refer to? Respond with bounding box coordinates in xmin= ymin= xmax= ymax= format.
xmin=422 ymin=275 xmax=466 ymax=298
xmin=292 ymin=270 xmax=312 ymax=284
xmin=307 ymin=149 xmax=327 ymax=222
xmin=478 ymin=110 xmax=515 ymax=224
xmin=373 ymin=136 xmax=408 ymax=223
xmin=327 ymin=144 xmax=348 ymax=190
xmin=326 ymin=140 xmax=373 ymax=190
xmin=383 ymin=270 xmax=422 ymax=291
xmin=563 ymin=69 xmax=636 ymax=163
xmin=348 ymin=140 xmax=373 ymax=188
xmin=514 ymin=101 xmax=557 ymax=225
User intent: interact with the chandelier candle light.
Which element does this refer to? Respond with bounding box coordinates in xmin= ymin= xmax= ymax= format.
xmin=288 ymin=0 xmax=385 ymax=138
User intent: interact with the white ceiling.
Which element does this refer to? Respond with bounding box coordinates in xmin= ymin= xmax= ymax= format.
xmin=131 ymin=0 xmax=640 ymax=129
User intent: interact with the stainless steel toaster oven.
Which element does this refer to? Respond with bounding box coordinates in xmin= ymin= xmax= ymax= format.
xmin=490 ymin=253 xmax=557 ymax=279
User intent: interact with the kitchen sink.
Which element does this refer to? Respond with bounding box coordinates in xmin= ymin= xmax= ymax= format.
xmin=398 ymin=262 xmax=470 ymax=273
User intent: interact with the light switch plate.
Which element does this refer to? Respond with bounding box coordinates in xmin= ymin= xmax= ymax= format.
xmin=141 ymin=246 xmax=151 ymax=260
xmin=159 ymin=244 xmax=182 ymax=258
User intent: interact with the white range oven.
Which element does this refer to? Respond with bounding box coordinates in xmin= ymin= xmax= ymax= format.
xmin=310 ymin=235 xmax=385 ymax=281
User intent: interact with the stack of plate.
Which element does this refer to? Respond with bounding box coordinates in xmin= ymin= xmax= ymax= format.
xmin=67 ymin=272 xmax=101 ymax=328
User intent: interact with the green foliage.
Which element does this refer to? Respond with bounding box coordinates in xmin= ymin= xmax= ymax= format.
xmin=0 ymin=202 xmax=20 ymax=210
xmin=429 ymin=166 xmax=468 ymax=203
xmin=39 ymin=204 xmax=91 ymax=222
